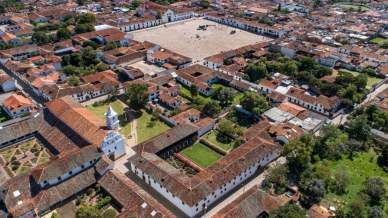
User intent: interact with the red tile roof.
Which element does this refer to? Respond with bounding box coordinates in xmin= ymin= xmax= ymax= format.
xmin=3 ymin=94 xmax=34 ymax=112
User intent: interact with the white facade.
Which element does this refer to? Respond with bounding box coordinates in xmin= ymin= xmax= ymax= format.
xmin=205 ymin=16 xmax=285 ymax=38
xmin=202 ymin=59 xmax=222 ymax=70
xmin=3 ymin=105 xmax=33 ymax=118
xmin=40 ymin=158 xmax=98 ymax=187
xmin=120 ymin=10 xmax=194 ymax=32
xmin=101 ymin=106 xmax=126 ymax=159
xmin=130 ymin=150 xmax=279 ymax=217
xmin=0 ymin=79 xmax=16 ymax=92
xmin=100 ymin=131 xmax=126 ymax=160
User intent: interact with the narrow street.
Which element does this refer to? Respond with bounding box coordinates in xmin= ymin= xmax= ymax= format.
xmin=113 ymin=106 xmax=139 ymax=174
xmin=330 ymin=82 xmax=388 ymax=126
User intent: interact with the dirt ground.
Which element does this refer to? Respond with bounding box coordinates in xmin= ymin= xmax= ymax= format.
xmin=131 ymin=18 xmax=272 ymax=61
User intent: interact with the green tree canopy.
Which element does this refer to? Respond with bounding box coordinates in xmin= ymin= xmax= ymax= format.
xmin=75 ymin=23 xmax=95 ymax=34
xmin=239 ymin=92 xmax=270 ymax=116
xmin=362 ymin=177 xmax=386 ymax=205
xmin=76 ymin=205 xmax=101 ymax=218
xmin=217 ymin=119 xmax=242 ymax=139
xmin=126 ymin=83 xmax=149 ymax=111
xmin=244 ymin=63 xmax=268 ymax=82
xmin=283 ymin=139 xmax=312 ymax=174
xmin=269 ymin=203 xmax=306 ymax=218
xmin=213 ymin=87 xmax=235 ymax=106
xmin=202 ymin=100 xmax=221 ymax=117
xmin=81 ymin=46 xmax=98 ymax=66
xmin=56 ymin=28 xmax=71 ymax=41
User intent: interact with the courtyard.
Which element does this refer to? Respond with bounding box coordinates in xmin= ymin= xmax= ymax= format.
xmin=127 ymin=61 xmax=165 ymax=76
xmin=181 ymin=142 xmax=222 ymax=168
xmin=0 ymin=139 xmax=51 ymax=177
xmin=131 ymin=18 xmax=272 ymax=61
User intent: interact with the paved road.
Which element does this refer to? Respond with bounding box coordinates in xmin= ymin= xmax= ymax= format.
xmin=330 ymin=83 xmax=388 ymax=126
xmin=203 ymin=157 xmax=286 ymax=218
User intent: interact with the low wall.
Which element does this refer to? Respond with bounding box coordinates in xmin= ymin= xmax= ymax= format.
xmin=200 ymin=138 xmax=228 ymax=155
xmin=175 ymin=153 xmax=204 ymax=172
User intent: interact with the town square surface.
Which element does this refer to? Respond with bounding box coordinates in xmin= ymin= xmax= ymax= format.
xmin=132 ymin=18 xmax=272 ymax=61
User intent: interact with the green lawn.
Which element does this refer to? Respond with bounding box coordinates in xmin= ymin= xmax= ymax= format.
xmin=181 ymin=142 xmax=222 ymax=168
xmin=333 ymin=69 xmax=382 ymax=90
xmin=179 ymin=85 xmax=211 ymax=103
xmin=203 ymin=131 xmax=234 ymax=151
xmin=370 ymin=37 xmax=387 ymax=45
xmin=211 ymin=83 xmax=229 ymax=90
xmin=136 ymin=111 xmax=170 ymax=143
xmin=87 ymin=100 xmax=131 ymax=137
xmin=315 ymin=151 xmax=388 ymax=208
xmin=0 ymin=108 xmax=10 ymax=123
xmin=336 ymin=3 xmax=368 ymax=12
xmin=0 ymin=149 xmax=14 ymax=162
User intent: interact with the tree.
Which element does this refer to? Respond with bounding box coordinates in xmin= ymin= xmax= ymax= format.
xmin=77 ymin=13 xmax=96 ymax=24
xmin=283 ymin=139 xmax=312 ymax=174
xmin=217 ymin=119 xmax=242 ymax=138
xmin=76 ymin=205 xmax=101 ymax=218
xmin=76 ymin=0 xmax=88 ymax=6
xmin=240 ymin=92 xmax=270 ymax=116
xmin=189 ymin=85 xmax=198 ymax=96
xmin=96 ymin=62 xmax=110 ymax=72
xmin=313 ymin=0 xmax=321 ymax=8
xmin=299 ymin=57 xmax=316 ymax=71
xmin=68 ymin=76 xmax=80 ymax=86
xmin=320 ymin=82 xmax=340 ymax=97
xmin=202 ymin=100 xmax=221 ymax=117
xmin=126 ymin=83 xmax=149 ymax=111
xmin=213 ymin=87 xmax=235 ymax=106
xmin=348 ymin=196 xmax=366 ymax=218
xmin=300 ymin=177 xmax=326 ymax=206
xmin=317 ymin=125 xmax=348 ymax=160
xmin=104 ymin=42 xmax=118 ymax=51
xmin=269 ymin=203 xmax=306 ymax=218
xmin=354 ymin=74 xmax=368 ymax=91
xmin=332 ymin=167 xmax=350 ymax=195
xmin=63 ymin=53 xmax=82 ymax=66
xmin=82 ymin=40 xmax=99 ymax=49
xmin=81 ymin=47 xmax=98 ymax=66
xmin=346 ymin=114 xmax=371 ymax=142
xmin=75 ymin=23 xmax=95 ymax=34
xmin=244 ymin=63 xmax=268 ymax=82
xmin=63 ymin=65 xmax=80 ymax=76
xmin=368 ymin=206 xmax=385 ymax=218
xmin=377 ymin=144 xmax=388 ymax=171
xmin=263 ymin=164 xmax=289 ymax=194
xmin=362 ymin=177 xmax=386 ymax=205
xmin=32 ymin=31 xmax=51 ymax=45
xmin=283 ymin=61 xmax=298 ymax=76
xmin=345 ymin=139 xmax=363 ymax=160
xmin=199 ymin=0 xmax=210 ymax=8
xmin=130 ymin=0 xmax=141 ymax=10
xmin=56 ymin=28 xmax=71 ymax=41
xmin=381 ymin=40 xmax=388 ymax=49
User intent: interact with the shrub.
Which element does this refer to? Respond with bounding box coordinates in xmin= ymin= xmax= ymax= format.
xmin=96 ymin=196 xmax=111 ymax=209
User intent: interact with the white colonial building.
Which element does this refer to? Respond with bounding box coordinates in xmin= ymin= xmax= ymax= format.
xmin=101 ymin=106 xmax=126 ymax=159
xmin=128 ymin=123 xmax=281 ymax=217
